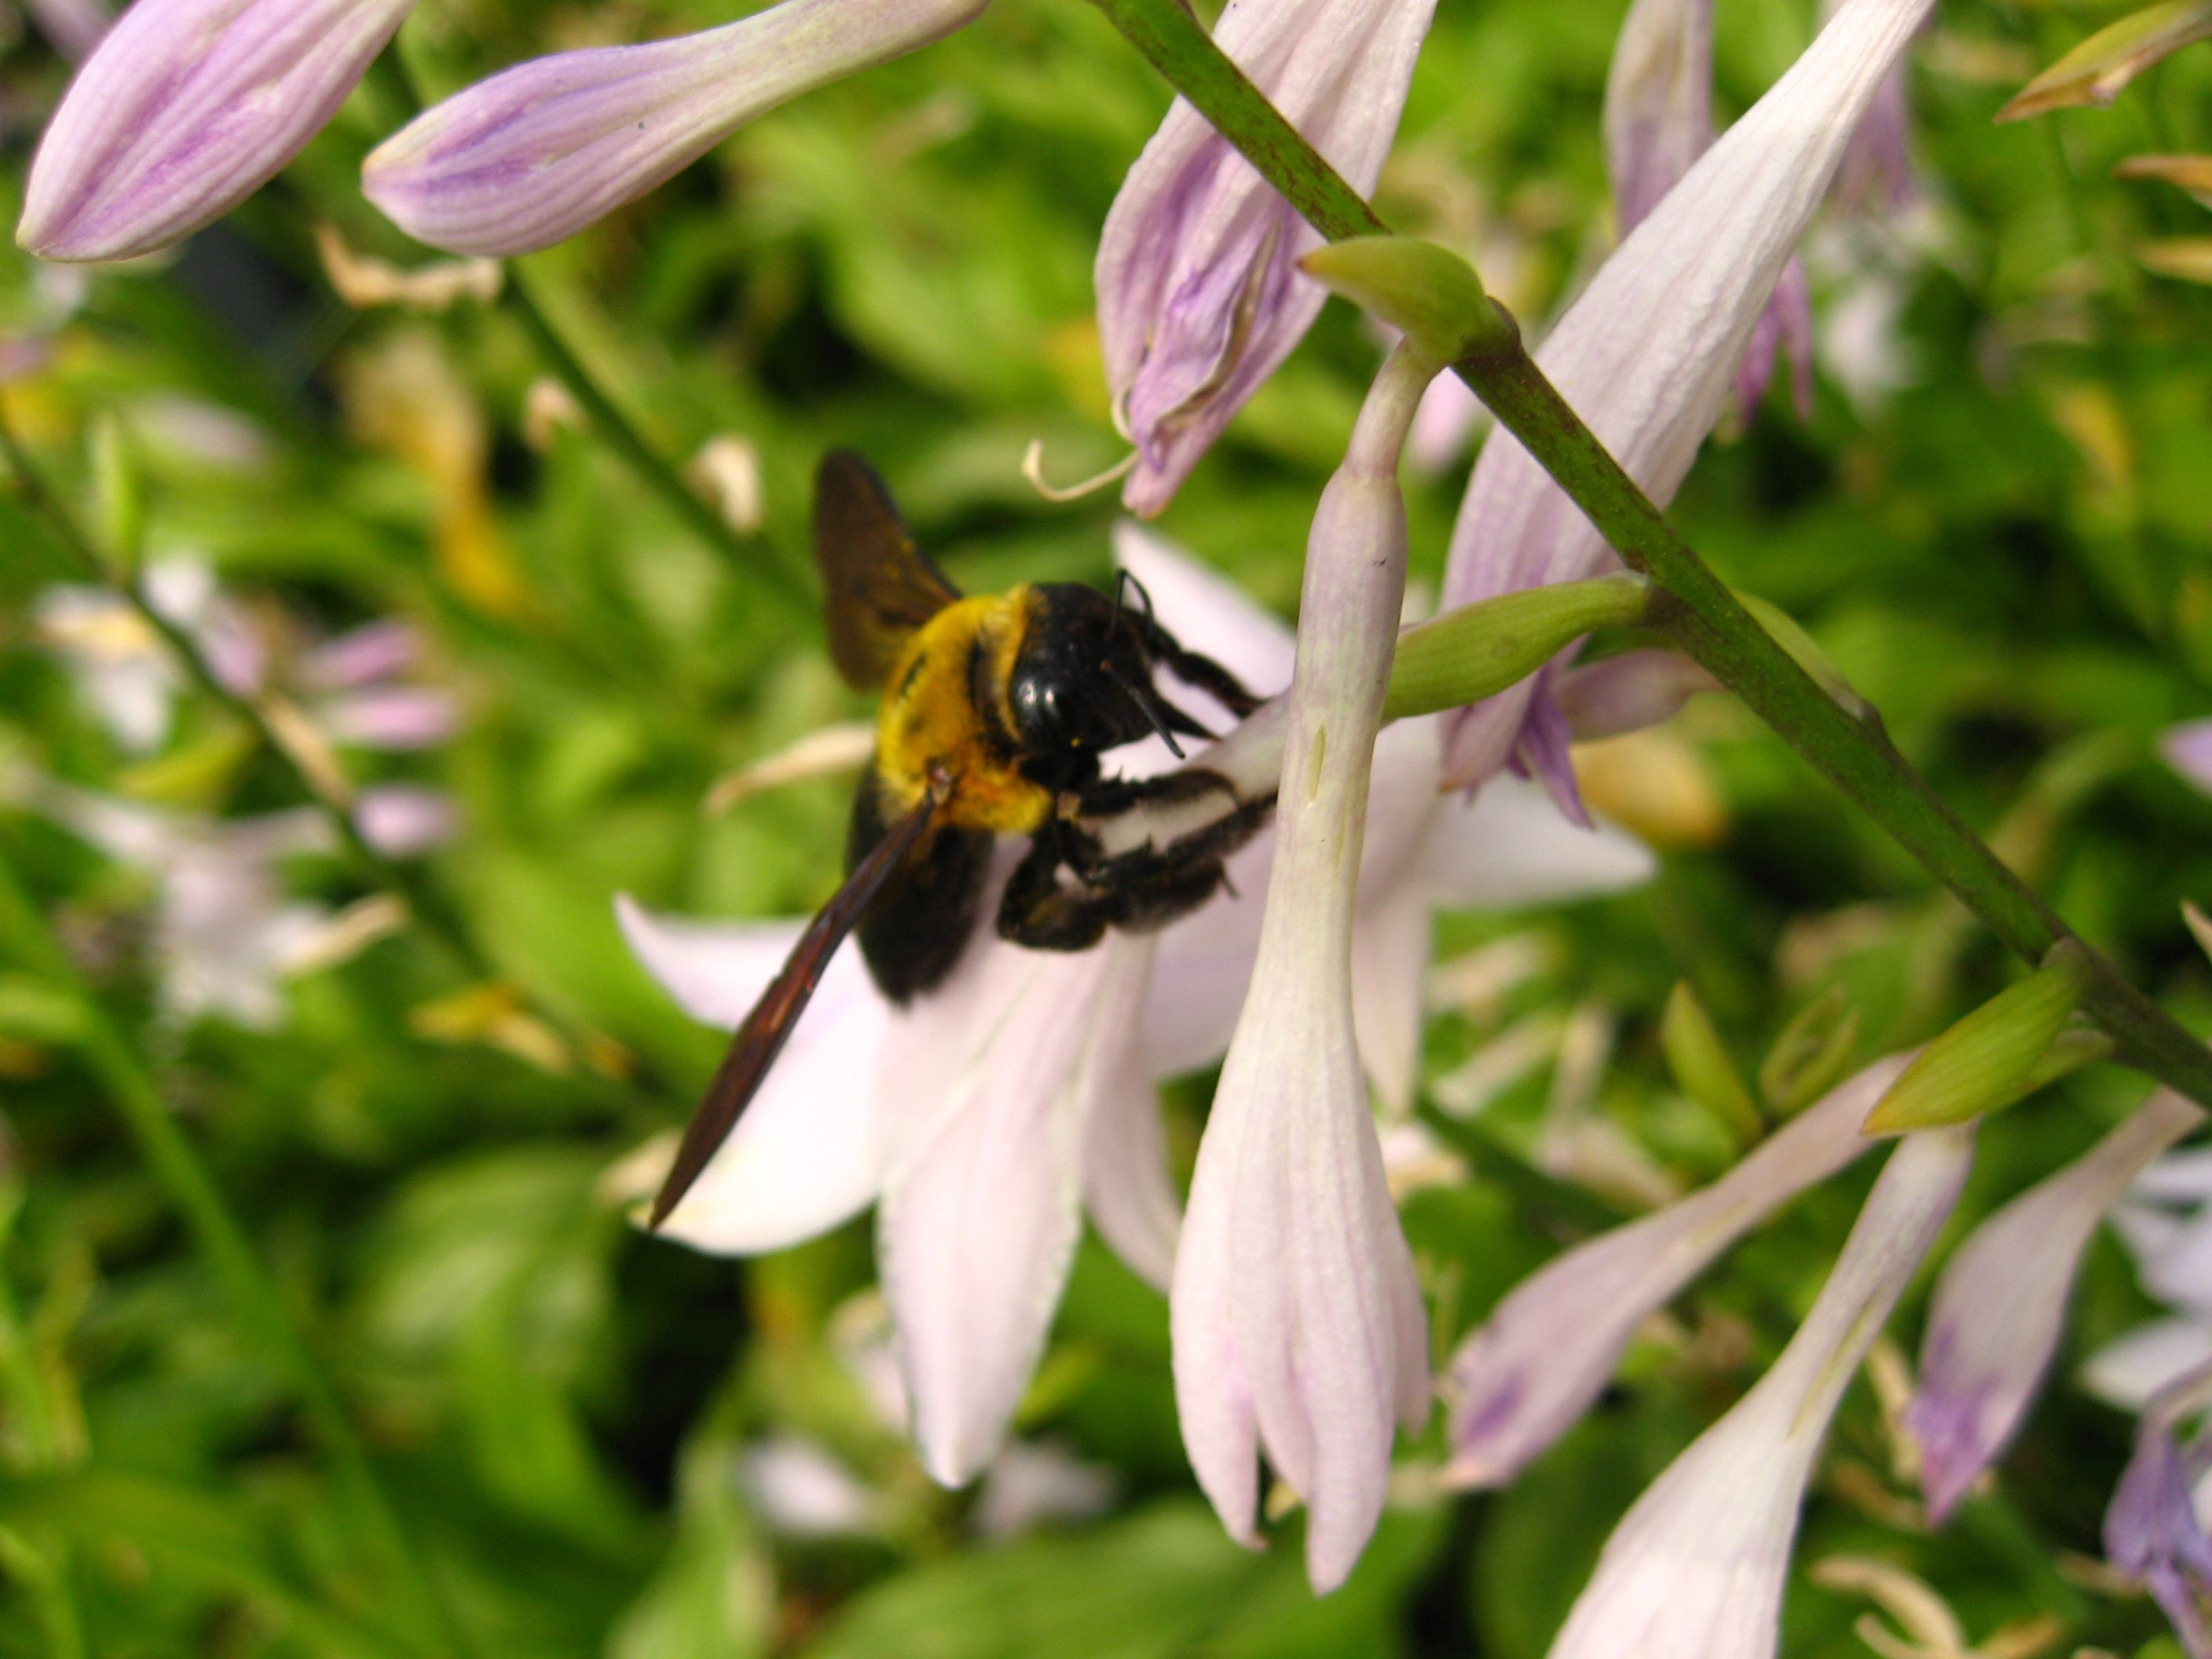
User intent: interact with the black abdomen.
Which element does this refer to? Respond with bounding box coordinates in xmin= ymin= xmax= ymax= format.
xmin=847 ymin=779 xmax=991 ymax=1003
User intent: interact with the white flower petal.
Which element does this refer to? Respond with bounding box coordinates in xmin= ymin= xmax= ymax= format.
xmin=878 ymin=942 xmax=1142 ymax=1486
xmin=617 ymin=895 xmax=891 ymax=1253
xmin=1414 ymin=772 xmax=1656 ymax=909
xmin=1546 ymin=1126 xmax=1972 ymax=1659
xmin=1440 ymin=0 xmax=1942 ymax=783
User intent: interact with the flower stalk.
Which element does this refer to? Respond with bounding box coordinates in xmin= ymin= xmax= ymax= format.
xmin=1075 ymin=0 xmax=2212 ymax=1120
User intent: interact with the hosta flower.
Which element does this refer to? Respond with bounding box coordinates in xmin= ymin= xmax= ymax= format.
xmin=1095 ymin=0 xmax=1437 ymax=516
xmin=2105 ymin=1356 xmax=2212 ymax=1657
xmin=0 ymin=771 xmax=450 ymax=1027
xmin=1441 ymin=0 xmax=1939 ymax=794
xmin=1170 ymin=346 xmax=1438 ymax=1594
xmin=2085 ymin=1147 xmax=2212 ymax=1410
xmin=35 ymin=559 xmax=257 ymax=753
xmin=37 ymin=563 xmax=459 ymax=756
xmin=1443 ymin=1052 xmax=1911 ymax=1489
xmin=621 ymin=525 xmax=1650 ymax=1500
xmin=1545 ymin=1126 xmax=1974 ymax=1659
xmin=364 ymin=0 xmax=989 ymax=258
xmin=18 ymin=0 xmax=416 ymax=262
xmin=1907 ymin=1090 xmax=2202 ymax=1522
xmin=2164 ymin=719 xmax=2212 ymax=798
xmin=1605 ymin=0 xmax=1811 ymax=419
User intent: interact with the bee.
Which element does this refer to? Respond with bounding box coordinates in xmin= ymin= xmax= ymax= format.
xmin=648 ymin=451 xmax=1274 ymax=1226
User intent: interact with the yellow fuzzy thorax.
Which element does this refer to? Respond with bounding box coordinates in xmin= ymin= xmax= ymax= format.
xmin=872 ymin=587 xmax=1053 ymax=837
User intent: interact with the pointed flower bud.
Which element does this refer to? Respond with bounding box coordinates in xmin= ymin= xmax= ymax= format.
xmin=1382 ymin=575 xmax=1652 ymax=723
xmin=1759 ymin=987 xmax=1862 ymax=1115
xmin=19 ymin=0 xmax=416 ymax=262
xmin=364 ymin=0 xmax=989 ymax=257
xmin=1909 ymin=1090 xmax=2202 ymax=1523
xmin=1660 ymin=980 xmax=1761 ymax=1141
xmin=1172 ymin=344 xmax=1437 ymax=1594
xmin=1097 ymin=0 xmax=1437 ymax=516
xmin=1545 ymin=1126 xmax=1973 ymax=1659
xmin=1444 ymin=1054 xmax=1911 ymax=1489
xmin=1298 ymin=236 xmax=1507 ymax=370
xmin=1862 ymin=942 xmax=2094 ymax=1136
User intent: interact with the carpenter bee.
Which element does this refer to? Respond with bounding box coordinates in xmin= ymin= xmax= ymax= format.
xmin=648 ymin=451 xmax=1273 ymax=1226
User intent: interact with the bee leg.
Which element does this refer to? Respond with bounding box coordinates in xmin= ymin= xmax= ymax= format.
xmin=1134 ymin=615 xmax=1264 ymax=718
xmin=1086 ymin=791 xmax=1276 ymax=906
xmin=1072 ymin=765 xmax=1241 ymax=822
xmin=997 ymin=825 xmax=1111 ymax=953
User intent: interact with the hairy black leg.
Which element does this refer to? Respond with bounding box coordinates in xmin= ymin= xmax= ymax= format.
xmin=1000 ymin=789 xmax=1280 ymax=951
xmin=1084 ymin=791 xmax=1276 ymax=901
xmin=1073 ymin=765 xmax=1241 ymax=821
xmin=997 ymin=825 xmax=1111 ymax=952
xmin=1136 ymin=614 xmax=1263 ymax=718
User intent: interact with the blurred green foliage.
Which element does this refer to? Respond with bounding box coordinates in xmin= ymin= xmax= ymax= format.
xmin=5 ymin=0 xmax=2212 ymax=1652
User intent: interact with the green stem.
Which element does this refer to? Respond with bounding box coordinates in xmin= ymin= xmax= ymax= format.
xmin=0 ymin=853 xmax=474 ymax=1658
xmin=1080 ymin=0 xmax=2212 ymax=1113
xmin=501 ymin=267 xmax=812 ymax=614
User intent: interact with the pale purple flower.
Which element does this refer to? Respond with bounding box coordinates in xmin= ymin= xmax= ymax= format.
xmin=1442 ymin=1053 xmax=1911 ymax=1489
xmin=621 ymin=523 xmax=1650 ymax=1514
xmin=1545 ymin=1126 xmax=1974 ymax=1659
xmin=1907 ymin=1090 xmax=2203 ymax=1522
xmin=1602 ymin=0 xmax=1713 ymax=231
xmin=1442 ymin=0 xmax=1939 ymax=794
xmin=1603 ymin=0 xmax=1811 ymax=423
xmin=1549 ymin=649 xmax=1718 ymax=742
xmin=1170 ymin=347 xmax=1438 ymax=1595
xmin=2106 ymin=1357 xmax=2212 ymax=1657
xmin=1095 ymin=0 xmax=1437 ymax=516
xmin=2164 ymin=720 xmax=2212 ymax=798
xmin=18 ymin=0 xmax=417 ymax=262
xmin=972 ymin=1442 xmax=1117 ymax=1539
xmin=38 ymin=568 xmax=458 ymax=759
xmin=34 ymin=558 xmax=255 ymax=753
xmin=1823 ymin=0 xmax=1923 ymax=218
xmin=2086 ymin=1149 xmax=2212 ymax=1411
xmin=1 ymin=771 xmax=449 ymax=1027
xmin=364 ymin=0 xmax=987 ymax=258
xmin=738 ymin=1436 xmax=881 ymax=1539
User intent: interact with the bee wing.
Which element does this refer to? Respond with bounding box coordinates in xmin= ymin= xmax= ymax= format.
xmin=646 ymin=782 xmax=947 ymax=1229
xmin=813 ymin=449 xmax=961 ymax=691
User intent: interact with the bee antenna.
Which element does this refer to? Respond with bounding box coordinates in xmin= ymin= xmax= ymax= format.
xmin=1112 ymin=569 xmax=1160 ymax=646
xmin=1108 ymin=666 xmax=1187 ymax=760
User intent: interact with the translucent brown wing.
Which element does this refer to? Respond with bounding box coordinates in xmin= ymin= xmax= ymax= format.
xmin=812 ymin=449 xmax=960 ymax=691
xmin=645 ymin=780 xmax=947 ymax=1230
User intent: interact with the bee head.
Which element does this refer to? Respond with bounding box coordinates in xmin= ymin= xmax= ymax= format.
xmin=1009 ymin=581 xmax=1210 ymax=759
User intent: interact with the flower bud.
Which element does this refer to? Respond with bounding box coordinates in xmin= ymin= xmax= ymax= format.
xmin=364 ymin=0 xmax=987 ymax=257
xmin=19 ymin=0 xmax=416 ymax=262
xmin=1862 ymin=943 xmax=2095 ymax=1136
xmin=1382 ymin=575 xmax=1651 ymax=723
xmin=1298 ymin=236 xmax=1509 ymax=369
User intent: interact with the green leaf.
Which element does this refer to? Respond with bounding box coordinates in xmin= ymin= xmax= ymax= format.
xmin=1998 ymin=1 xmax=2212 ymax=119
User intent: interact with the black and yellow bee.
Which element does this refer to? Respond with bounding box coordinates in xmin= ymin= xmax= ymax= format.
xmin=649 ymin=452 xmax=1273 ymax=1226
